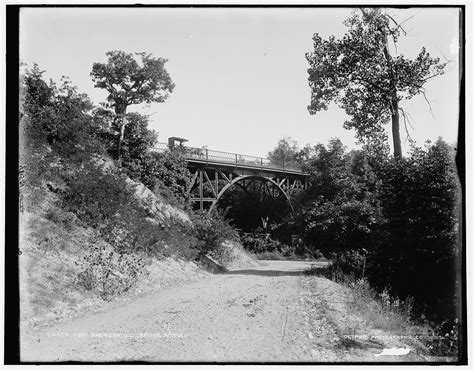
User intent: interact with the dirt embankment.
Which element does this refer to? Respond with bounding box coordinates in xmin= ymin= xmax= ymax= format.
xmin=21 ymin=260 xmax=431 ymax=363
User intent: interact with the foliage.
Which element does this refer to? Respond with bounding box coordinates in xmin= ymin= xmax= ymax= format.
xmin=425 ymin=319 xmax=459 ymax=357
xmin=21 ymin=64 xmax=106 ymax=162
xmin=292 ymin=137 xmax=460 ymax=332
xmin=61 ymin=162 xmax=139 ymax=229
xmin=240 ymin=233 xmax=312 ymax=260
xmin=95 ymin=109 xmax=160 ymax=188
xmin=191 ymin=211 xmax=239 ymax=259
xmin=151 ymin=147 xmax=192 ymax=206
xmin=367 ymin=139 xmax=460 ymax=323
xmin=325 ymin=249 xmax=368 ymax=281
xmin=60 ymin=161 xmax=198 ymax=259
xmin=91 ymin=50 xmax=175 ymax=160
xmin=289 ymin=139 xmax=384 ymax=256
xmin=76 ymin=242 xmax=148 ymax=301
xmin=267 ymin=136 xmax=301 ymax=169
xmin=306 ymin=8 xmax=446 ymax=158
xmin=20 ymin=64 xmax=108 ymax=217
xmin=91 ymin=51 xmax=175 ymax=115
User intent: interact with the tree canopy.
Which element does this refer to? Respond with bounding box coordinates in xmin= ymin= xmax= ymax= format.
xmin=306 ymin=8 xmax=447 ymax=159
xmin=91 ymin=51 xmax=175 ymax=115
xmin=91 ymin=51 xmax=175 ymax=161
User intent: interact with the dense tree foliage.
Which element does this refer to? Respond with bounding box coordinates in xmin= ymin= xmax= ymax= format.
xmin=151 ymin=147 xmax=192 ymax=206
xmin=21 ymin=65 xmax=105 ymax=162
xmin=368 ymin=139 xmax=460 ymax=322
xmin=286 ymin=139 xmax=383 ymax=255
xmin=283 ymin=136 xmax=460 ymax=325
xmin=306 ymin=8 xmax=446 ymax=158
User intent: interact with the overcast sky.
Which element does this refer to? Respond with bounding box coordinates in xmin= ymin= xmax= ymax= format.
xmin=20 ymin=7 xmax=460 ymax=158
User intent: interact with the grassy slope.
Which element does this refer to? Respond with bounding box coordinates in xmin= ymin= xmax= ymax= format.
xmin=19 ymin=174 xmax=258 ymax=330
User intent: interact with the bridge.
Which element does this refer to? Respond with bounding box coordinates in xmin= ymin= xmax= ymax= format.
xmin=154 ymin=139 xmax=309 ymax=212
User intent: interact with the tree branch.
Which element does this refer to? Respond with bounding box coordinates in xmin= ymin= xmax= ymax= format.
xmin=422 ymin=71 xmax=447 ymax=83
xmin=399 ymin=107 xmax=414 ymax=143
xmin=387 ymin=13 xmax=417 ymax=36
xmin=420 ymin=89 xmax=436 ymax=119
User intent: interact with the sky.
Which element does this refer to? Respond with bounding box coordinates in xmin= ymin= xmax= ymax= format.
xmin=19 ymin=7 xmax=461 ymax=158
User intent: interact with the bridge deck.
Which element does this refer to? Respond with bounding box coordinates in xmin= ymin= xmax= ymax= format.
xmin=153 ymin=142 xmax=307 ymax=176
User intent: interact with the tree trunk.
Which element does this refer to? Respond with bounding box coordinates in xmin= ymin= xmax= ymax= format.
xmin=391 ymin=99 xmax=402 ymax=160
xmin=117 ymin=120 xmax=126 ymax=165
xmin=381 ymin=37 xmax=402 ymax=160
xmin=115 ymin=106 xmax=127 ymax=166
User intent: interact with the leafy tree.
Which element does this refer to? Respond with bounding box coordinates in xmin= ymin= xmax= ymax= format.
xmin=306 ymin=8 xmax=446 ymax=159
xmin=22 ymin=64 xmax=101 ymax=158
xmin=287 ymin=139 xmax=384 ymax=255
xmin=20 ymin=64 xmax=108 ymax=176
xmin=267 ymin=137 xmax=301 ymax=169
xmin=369 ymin=138 xmax=460 ymax=321
xmin=91 ymin=51 xmax=175 ymax=161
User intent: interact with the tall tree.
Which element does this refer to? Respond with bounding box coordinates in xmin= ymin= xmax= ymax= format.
xmin=306 ymin=8 xmax=447 ymax=159
xmin=91 ymin=51 xmax=175 ymax=161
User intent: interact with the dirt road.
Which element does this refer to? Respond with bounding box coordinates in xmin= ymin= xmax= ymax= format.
xmin=21 ymin=260 xmax=427 ymax=362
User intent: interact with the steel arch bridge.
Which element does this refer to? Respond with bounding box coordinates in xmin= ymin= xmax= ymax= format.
xmin=154 ymin=141 xmax=309 ymax=212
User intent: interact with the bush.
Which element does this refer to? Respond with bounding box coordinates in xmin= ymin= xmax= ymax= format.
xmin=191 ymin=211 xmax=238 ymax=259
xmin=76 ymin=241 xmax=148 ymax=301
xmin=331 ymin=249 xmax=367 ymax=279
xmin=61 ymin=162 xmax=139 ymax=230
xmin=151 ymin=148 xmax=192 ymax=207
xmin=288 ymin=140 xmax=384 ymax=256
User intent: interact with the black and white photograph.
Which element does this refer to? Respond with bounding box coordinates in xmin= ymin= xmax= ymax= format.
xmin=4 ymin=2 xmax=469 ymax=365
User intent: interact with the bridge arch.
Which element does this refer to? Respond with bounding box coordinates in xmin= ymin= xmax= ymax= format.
xmin=208 ymin=175 xmax=294 ymax=214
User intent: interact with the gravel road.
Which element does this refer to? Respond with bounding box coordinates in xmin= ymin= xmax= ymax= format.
xmin=21 ymin=260 xmax=427 ymax=363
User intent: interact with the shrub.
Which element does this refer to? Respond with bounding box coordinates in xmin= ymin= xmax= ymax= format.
xmin=76 ymin=241 xmax=148 ymax=301
xmin=61 ymin=162 xmax=139 ymax=230
xmin=191 ymin=211 xmax=239 ymax=259
xmin=327 ymin=249 xmax=367 ymax=281
xmin=151 ymin=148 xmax=192 ymax=207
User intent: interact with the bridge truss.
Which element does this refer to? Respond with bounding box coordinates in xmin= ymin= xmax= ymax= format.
xmin=188 ymin=167 xmax=308 ymax=212
xmin=154 ymin=142 xmax=310 ymax=212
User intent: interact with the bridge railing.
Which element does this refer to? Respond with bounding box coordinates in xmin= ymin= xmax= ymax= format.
xmin=152 ymin=142 xmax=303 ymax=173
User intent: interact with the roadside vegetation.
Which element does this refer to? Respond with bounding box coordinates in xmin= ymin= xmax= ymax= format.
xmin=19 ymin=56 xmax=247 ymax=326
xmin=249 ymin=8 xmax=461 ymax=359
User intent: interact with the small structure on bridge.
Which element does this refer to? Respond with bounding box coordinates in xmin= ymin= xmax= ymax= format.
xmin=168 ymin=136 xmax=188 ymax=148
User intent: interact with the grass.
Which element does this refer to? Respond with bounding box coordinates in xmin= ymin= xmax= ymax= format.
xmin=303 ymin=263 xmax=459 ymax=359
xmin=306 ymin=266 xmax=414 ymax=332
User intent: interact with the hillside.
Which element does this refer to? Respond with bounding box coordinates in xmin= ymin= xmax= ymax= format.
xmin=19 ymin=160 xmax=259 ymax=331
